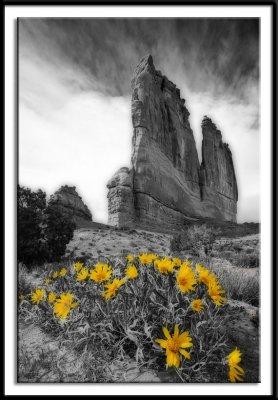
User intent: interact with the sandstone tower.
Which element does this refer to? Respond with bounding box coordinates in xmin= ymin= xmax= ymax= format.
xmin=107 ymin=55 xmax=238 ymax=231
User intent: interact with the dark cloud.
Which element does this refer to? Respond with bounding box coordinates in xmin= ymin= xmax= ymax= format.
xmin=19 ymin=18 xmax=259 ymax=102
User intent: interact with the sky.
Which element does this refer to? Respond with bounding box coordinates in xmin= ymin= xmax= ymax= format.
xmin=19 ymin=18 xmax=260 ymax=223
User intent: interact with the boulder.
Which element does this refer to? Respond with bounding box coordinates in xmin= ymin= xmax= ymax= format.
xmin=49 ymin=185 xmax=92 ymax=226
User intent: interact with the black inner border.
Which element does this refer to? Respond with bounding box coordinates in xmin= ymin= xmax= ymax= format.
xmin=2 ymin=1 xmax=277 ymax=398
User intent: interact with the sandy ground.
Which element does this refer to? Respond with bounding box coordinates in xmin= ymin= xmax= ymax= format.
xmin=66 ymin=227 xmax=259 ymax=260
xmin=66 ymin=227 xmax=172 ymax=259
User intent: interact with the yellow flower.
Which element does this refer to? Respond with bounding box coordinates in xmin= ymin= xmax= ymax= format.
xmin=149 ymin=253 xmax=158 ymax=261
xmin=138 ymin=253 xmax=150 ymax=264
xmin=90 ymin=263 xmax=113 ymax=282
xmin=191 ymin=299 xmax=204 ymax=312
xmin=126 ymin=254 xmax=134 ymax=263
xmin=176 ymin=265 xmax=197 ymax=293
xmin=208 ymin=280 xmax=226 ymax=306
xmin=102 ymin=279 xmax=125 ymax=301
xmin=182 ymin=260 xmax=192 ymax=268
xmin=60 ymin=268 xmax=67 ymax=277
xmin=77 ymin=268 xmax=89 ymax=281
xmin=138 ymin=253 xmax=157 ymax=265
xmin=19 ymin=294 xmax=25 ymax=301
xmin=154 ymin=258 xmax=174 ymax=274
xmin=44 ymin=278 xmax=51 ymax=285
xmin=52 ymin=271 xmax=58 ymax=279
xmin=126 ymin=265 xmax=138 ymax=279
xmin=155 ymin=325 xmax=193 ymax=368
xmin=31 ymin=288 xmax=45 ymax=304
xmin=196 ymin=264 xmax=217 ymax=286
xmin=53 ymin=293 xmax=79 ymax=320
xmin=195 ymin=263 xmax=204 ymax=272
xmin=172 ymin=258 xmax=182 ymax=267
xmin=74 ymin=262 xmax=84 ymax=272
xmin=227 ymin=348 xmax=244 ymax=382
xmin=48 ymin=292 xmax=56 ymax=303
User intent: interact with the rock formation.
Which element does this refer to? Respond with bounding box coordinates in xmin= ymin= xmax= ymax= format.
xmin=107 ymin=55 xmax=238 ymax=231
xmin=49 ymin=185 xmax=92 ymax=226
xmin=200 ymin=116 xmax=238 ymax=222
xmin=107 ymin=168 xmax=135 ymax=227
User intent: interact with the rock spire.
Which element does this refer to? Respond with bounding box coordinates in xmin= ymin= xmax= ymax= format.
xmin=107 ymin=55 xmax=238 ymax=231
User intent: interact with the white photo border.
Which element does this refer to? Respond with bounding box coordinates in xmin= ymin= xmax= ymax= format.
xmin=5 ymin=4 xmax=273 ymax=396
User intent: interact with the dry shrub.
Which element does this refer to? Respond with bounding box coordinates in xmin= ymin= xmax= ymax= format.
xmin=211 ymin=264 xmax=259 ymax=307
xmin=234 ymin=251 xmax=259 ymax=268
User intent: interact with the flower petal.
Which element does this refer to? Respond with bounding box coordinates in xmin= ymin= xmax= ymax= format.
xmin=155 ymin=339 xmax=168 ymax=349
xmin=174 ymin=324 xmax=179 ymax=339
xmin=178 ymin=331 xmax=190 ymax=341
xmin=166 ymin=350 xmax=180 ymax=368
xmin=166 ymin=351 xmax=174 ymax=367
xmin=234 ymin=365 xmax=244 ymax=374
xmin=179 ymin=349 xmax=191 ymax=360
xmin=173 ymin=353 xmax=180 ymax=368
xmin=180 ymin=341 xmax=193 ymax=348
xmin=163 ymin=326 xmax=172 ymax=340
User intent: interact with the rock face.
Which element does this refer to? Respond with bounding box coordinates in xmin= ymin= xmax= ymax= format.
xmin=107 ymin=55 xmax=238 ymax=231
xmin=200 ymin=116 xmax=238 ymax=222
xmin=49 ymin=185 xmax=92 ymax=225
xmin=107 ymin=168 xmax=135 ymax=227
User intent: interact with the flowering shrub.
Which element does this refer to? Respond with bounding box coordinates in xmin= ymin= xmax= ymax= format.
xmin=18 ymin=254 xmax=245 ymax=383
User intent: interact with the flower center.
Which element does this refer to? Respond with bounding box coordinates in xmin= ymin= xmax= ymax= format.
xmin=179 ymin=277 xmax=187 ymax=286
xmin=97 ymin=272 xmax=107 ymax=280
xmin=168 ymin=339 xmax=179 ymax=353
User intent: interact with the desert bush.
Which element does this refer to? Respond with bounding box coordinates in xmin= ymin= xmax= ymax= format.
xmin=170 ymin=233 xmax=183 ymax=253
xmin=234 ymin=251 xmax=259 ymax=268
xmin=117 ymin=226 xmax=132 ymax=232
xmin=177 ymin=221 xmax=259 ymax=239
xmin=43 ymin=200 xmax=75 ymax=262
xmin=18 ymin=255 xmax=248 ymax=383
xmin=211 ymin=265 xmax=259 ymax=307
xmin=231 ymin=243 xmax=243 ymax=252
xmin=245 ymin=248 xmax=255 ymax=254
xmin=218 ymin=250 xmax=234 ymax=262
xmin=215 ymin=240 xmax=233 ymax=252
xmin=170 ymin=225 xmax=221 ymax=262
xmin=18 ymin=185 xmax=46 ymax=266
xmin=213 ymin=246 xmax=259 ymax=269
xmin=18 ymin=263 xmax=34 ymax=295
xmin=18 ymin=185 xmax=75 ymax=267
